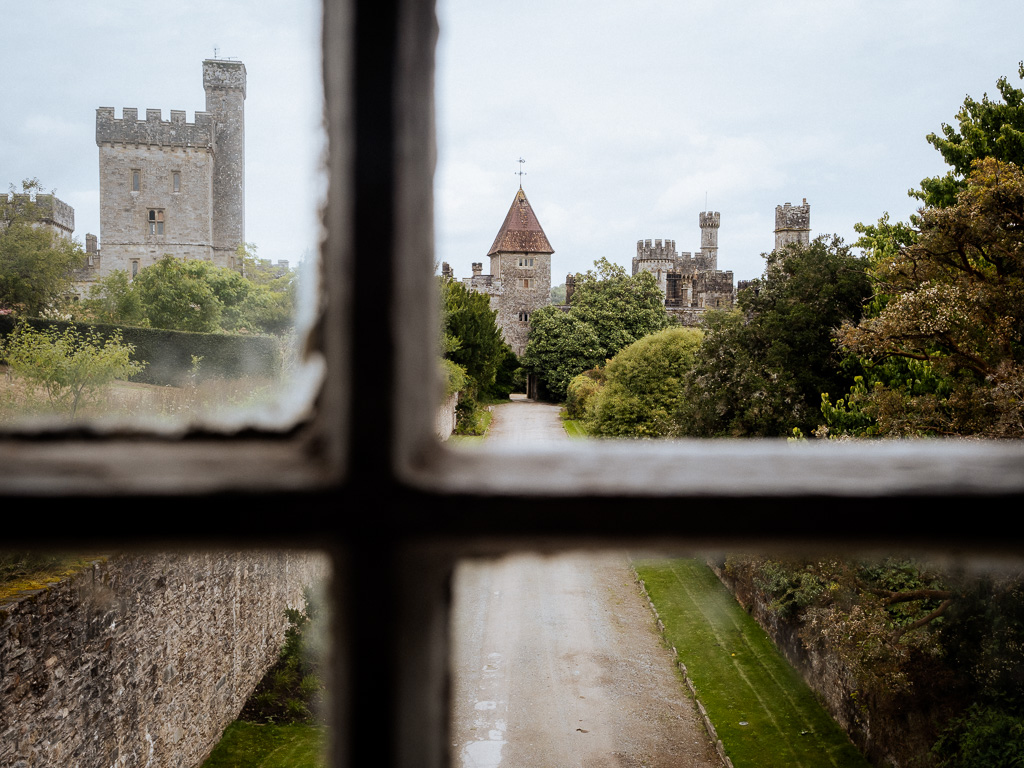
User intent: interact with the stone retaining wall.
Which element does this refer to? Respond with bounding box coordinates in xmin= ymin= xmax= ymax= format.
xmin=0 ymin=550 xmax=328 ymax=768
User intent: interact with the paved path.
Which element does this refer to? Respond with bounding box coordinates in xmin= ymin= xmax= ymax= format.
xmin=451 ymin=552 xmax=720 ymax=768
xmin=484 ymin=393 xmax=569 ymax=445
xmin=452 ymin=398 xmax=717 ymax=767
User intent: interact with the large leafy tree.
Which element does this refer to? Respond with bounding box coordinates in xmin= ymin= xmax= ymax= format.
xmin=568 ymin=258 xmax=669 ymax=359
xmin=520 ymin=307 xmax=603 ymax=401
xmin=917 ymin=63 xmax=1024 ymax=208
xmin=0 ymin=179 xmax=85 ymax=317
xmin=835 ymin=66 xmax=1024 ymax=437
xmin=520 ymin=258 xmax=668 ymax=401
xmin=838 ymin=159 xmax=1024 ymax=436
xmin=440 ymin=277 xmax=514 ymax=399
xmin=677 ymin=236 xmax=871 ymax=437
xmin=82 ymin=253 xmax=295 ymax=335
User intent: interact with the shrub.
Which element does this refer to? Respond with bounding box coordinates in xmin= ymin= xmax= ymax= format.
xmin=1 ymin=321 xmax=145 ymax=418
xmin=588 ymin=327 xmax=703 ymax=437
xmin=565 ymin=367 xmax=604 ymax=419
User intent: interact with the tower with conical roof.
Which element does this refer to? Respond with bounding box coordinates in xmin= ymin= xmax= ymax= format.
xmin=486 ymin=187 xmax=554 ymax=355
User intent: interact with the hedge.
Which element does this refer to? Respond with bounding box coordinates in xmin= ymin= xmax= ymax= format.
xmin=0 ymin=315 xmax=279 ymax=386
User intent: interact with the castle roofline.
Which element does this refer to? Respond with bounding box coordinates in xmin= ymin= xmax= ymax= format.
xmin=487 ymin=187 xmax=554 ymax=256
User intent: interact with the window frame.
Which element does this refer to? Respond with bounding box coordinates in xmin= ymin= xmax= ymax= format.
xmin=148 ymin=208 xmax=165 ymax=235
xmin=3 ymin=2 xmax=1024 ymax=768
xmin=131 ymin=168 xmax=141 ymax=192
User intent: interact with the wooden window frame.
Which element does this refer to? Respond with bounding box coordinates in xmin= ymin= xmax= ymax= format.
xmin=3 ymin=2 xmax=1023 ymax=768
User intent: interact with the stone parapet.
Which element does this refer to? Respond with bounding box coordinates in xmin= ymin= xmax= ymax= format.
xmin=96 ymin=106 xmax=215 ymax=148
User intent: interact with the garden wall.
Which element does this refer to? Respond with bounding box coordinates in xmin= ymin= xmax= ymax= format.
xmin=0 ymin=550 xmax=328 ymax=768
xmin=710 ymin=558 xmax=943 ymax=768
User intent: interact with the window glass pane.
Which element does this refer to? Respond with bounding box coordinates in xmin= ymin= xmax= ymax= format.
xmin=451 ymin=550 xmax=1024 ymax=768
xmin=434 ymin=0 xmax=1024 ymax=443
xmin=0 ymin=0 xmax=325 ymax=431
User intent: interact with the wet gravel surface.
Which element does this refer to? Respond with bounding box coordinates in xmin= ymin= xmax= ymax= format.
xmin=451 ymin=552 xmax=721 ymax=768
xmin=484 ymin=394 xmax=569 ymax=445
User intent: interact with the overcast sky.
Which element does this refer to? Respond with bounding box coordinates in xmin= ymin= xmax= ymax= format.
xmin=3 ymin=1 xmax=1023 ymax=285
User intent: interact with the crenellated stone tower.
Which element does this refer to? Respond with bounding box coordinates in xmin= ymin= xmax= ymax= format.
xmin=698 ymin=211 xmax=720 ymax=271
xmin=94 ymin=60 xmax=246 ymax=279
xmin=774 ymin=198 xmax=810 ymax=251
xmin=633 ymin=210 xmax=734 ymax=324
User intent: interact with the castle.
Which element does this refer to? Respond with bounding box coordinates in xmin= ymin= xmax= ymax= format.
xmin=0 ymin=191 xmax=75 ymax=238
xmin=81 ymin=59 xmax=247 ymax=284
xmin=632 ymin=210 xmax=736 ymax=325
xmin=442 ymin=187 xmax=554 ymax=356
xmin=442 ymin=191 xmax=813 ymax=353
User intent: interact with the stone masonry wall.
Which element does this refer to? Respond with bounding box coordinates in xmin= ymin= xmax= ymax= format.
xmin=490 ymin=251 xmax=552 ymax=356
xmin=0 ymin=550 xmax=328 ymax=768
xmin=97 ymin=142 xmax=216 ymax=275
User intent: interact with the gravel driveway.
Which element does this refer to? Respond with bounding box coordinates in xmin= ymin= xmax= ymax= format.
xmin=449 ymin=397 xmax=719 ymax=768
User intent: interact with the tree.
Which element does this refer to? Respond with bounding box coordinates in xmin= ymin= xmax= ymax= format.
xmin=587 ymin=326 xmax=703 ymax=437
xmin=235 ymin=242 xmax=297 ymax=334
xmin=0 ymin=179 xmax=85 ymax=317
xmin=838 ymin=158 xmax=1024 ymax=436
xmin=568 ymin=258 xmax=669 ymax=359
xmin=98 ymin=254 xmax=294 ymax=335
xmin=80 ymin=270 xmax=149 ymax=327
xmin=1 ymin=321 xmax=146 ymax=418
xmin=440 ymin=276 xmax=514 ymax=399
xmin=520 ymin=258 xmax=668 ymax=401
xmin=131 ymin=256 xmax=223 ymax=333
xmin=917 ymin=63 xmax=1024 ymax=208
xmin=677 ymin=236 xmax=871 ymax=436
xmin=520 ymin=307 xmax=604 ymax=401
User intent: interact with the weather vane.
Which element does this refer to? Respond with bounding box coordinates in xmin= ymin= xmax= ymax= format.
xmin=516 ymin=157 xmax=526 ymax=188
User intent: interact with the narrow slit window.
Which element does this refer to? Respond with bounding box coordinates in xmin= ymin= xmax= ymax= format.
xmin=131 ymin=169 xmax=141 ymax=192
xmin=172 ymin=172 xmax=181 ymax=193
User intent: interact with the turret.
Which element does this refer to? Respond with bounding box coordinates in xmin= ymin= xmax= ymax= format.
xmin=204 ymin=59 xmax=246 ymax=261
xmin=774 ymin=198 xmax=811 ymax=251
xmin=698 ymin=211 xmax=720 ymax=271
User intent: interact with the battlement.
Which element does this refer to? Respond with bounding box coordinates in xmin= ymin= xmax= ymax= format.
xmin=775 ymin=199 xmax=810 ymax=232
xmin=96 ymin=106 xmax=214 ymax=148
xmin=636 ymin=238 xmax=677 ymax=261
xmin=4 ymin=193 xmax=74 ymax=233
xmin=203 ymin=59 xmax=247 ymax=98
xmin=698 ymin=211 xmax=721 ymax=229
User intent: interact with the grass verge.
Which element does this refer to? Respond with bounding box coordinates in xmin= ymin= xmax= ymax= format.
xmin=200 ymin=722 xmax=326 ymax=768
xmin=633 ymin=558 xmax=871 ymax=768
xmin=559 ymin=408 xmax=590 ymax=439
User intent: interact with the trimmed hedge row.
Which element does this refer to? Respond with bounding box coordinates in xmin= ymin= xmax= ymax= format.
xmin=0 ymin=315 xmax=279 ymax=386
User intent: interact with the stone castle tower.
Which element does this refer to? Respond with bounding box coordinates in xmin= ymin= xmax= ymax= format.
xmin=94 ymin=59 xmax=246 ymax=278
xmin=774 ymin=198 xmax=810 ymax=251
xmin=633 ymin=210 xmax=734 ymax=324
xmin=454 ymin=187 xmax=554 ymax=356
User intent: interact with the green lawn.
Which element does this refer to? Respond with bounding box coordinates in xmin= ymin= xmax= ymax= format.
xmin=201 ymin=722 xmax=326 ymax=768
xmin=633 ymin=558 xmax=871 ymax=768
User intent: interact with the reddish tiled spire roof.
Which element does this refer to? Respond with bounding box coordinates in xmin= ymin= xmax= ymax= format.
xmin=487 ymin=188 xmax=554 ymax=256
